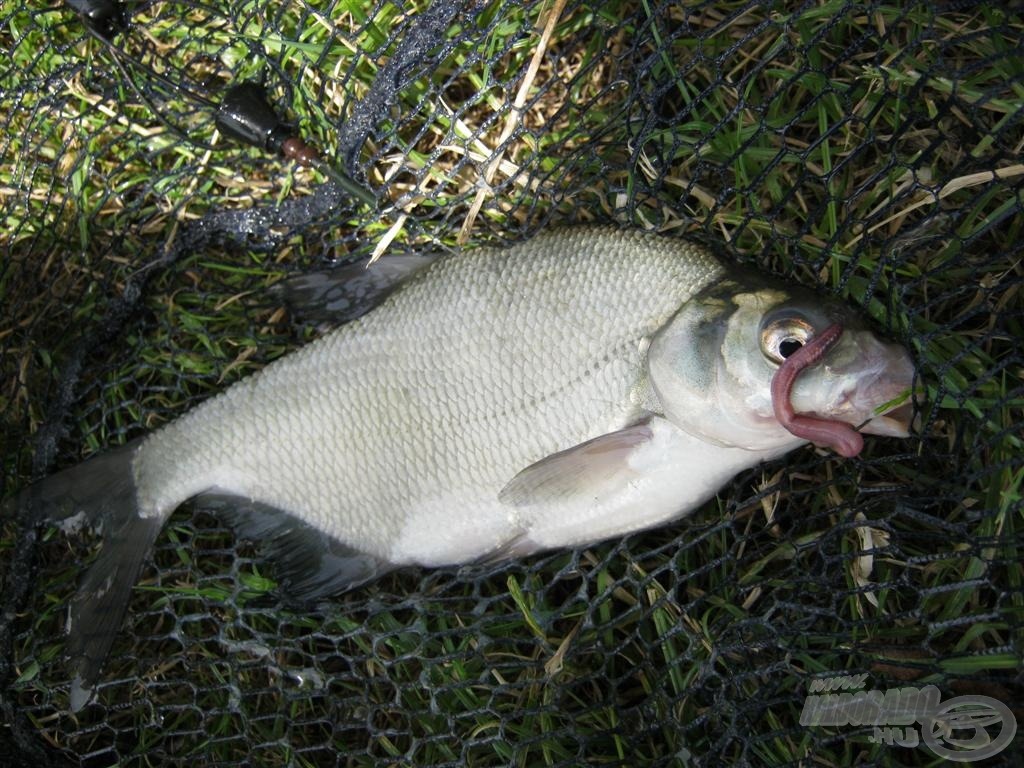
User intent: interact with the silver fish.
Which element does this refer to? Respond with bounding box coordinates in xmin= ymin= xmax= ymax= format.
xmin=7 ymin=227 xmax=915 ymax=709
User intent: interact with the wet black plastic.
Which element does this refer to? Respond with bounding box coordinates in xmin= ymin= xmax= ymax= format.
xmin=214 ymin=82 xmax=293 ymax=154
xmin=64 ymin=0 xmax=127 ymax=41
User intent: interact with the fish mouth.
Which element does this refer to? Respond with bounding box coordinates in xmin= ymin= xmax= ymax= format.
xmin=794 ymin=328 xmax=918 ymax=441
xmin=859 ymin=401 xmax=915 ymax=438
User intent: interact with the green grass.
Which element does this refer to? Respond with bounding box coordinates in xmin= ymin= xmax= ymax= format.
xmin=1 ymin=0 xmax=1023 ymax=765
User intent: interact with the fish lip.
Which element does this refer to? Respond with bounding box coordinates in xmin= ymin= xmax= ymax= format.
xmin=798 ymin=334 xmax=917 ymax=439
xmin=859 ymin=401 xmax=915 ymax=438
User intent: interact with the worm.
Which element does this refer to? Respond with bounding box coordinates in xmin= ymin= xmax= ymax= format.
xmin=770 ymin=323 xmax=864 ymax=458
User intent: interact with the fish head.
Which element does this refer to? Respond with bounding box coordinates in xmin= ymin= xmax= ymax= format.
xmin=647 ymin=272 xmax=916 ymax=454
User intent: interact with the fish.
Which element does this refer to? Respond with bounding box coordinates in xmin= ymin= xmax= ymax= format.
xmin=4 ymin=226 xmax=916 ymax=710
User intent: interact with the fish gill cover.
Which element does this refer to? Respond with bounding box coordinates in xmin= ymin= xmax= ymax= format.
xmin=0 ymin=0 xmax=1021 ymax=765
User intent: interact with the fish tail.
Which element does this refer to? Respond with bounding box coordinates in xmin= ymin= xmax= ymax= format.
xmin=6 ymin=440 xmax=166 ymax=711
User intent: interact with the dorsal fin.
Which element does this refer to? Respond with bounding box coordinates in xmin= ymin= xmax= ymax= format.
xmin=276 ymin=253 xmax=439 ymax=327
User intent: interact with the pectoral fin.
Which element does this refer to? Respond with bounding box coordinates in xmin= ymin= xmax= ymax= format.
xmin=498 ymin=420 xmax=655 ymax=509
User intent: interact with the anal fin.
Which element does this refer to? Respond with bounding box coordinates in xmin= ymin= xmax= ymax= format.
xmin=197 ymin=494 xmax=392 ymax=602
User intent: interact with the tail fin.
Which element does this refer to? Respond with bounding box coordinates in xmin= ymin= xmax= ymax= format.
xmin=7 ymin=440 xmax=166 ymax=711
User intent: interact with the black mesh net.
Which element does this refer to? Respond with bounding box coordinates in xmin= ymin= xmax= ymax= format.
xmin=1 ymin=0 xmax=1022 ymax=765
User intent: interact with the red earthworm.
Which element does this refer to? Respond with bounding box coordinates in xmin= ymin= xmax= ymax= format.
xmin=771 ymin=323 xmax=864 ymax=458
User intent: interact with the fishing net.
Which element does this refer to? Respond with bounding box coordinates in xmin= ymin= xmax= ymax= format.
xmin=1 ymin=0 xmax=1022 ymax=764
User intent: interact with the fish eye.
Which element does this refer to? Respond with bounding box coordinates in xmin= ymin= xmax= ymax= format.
xmin=760 ymin=316 xmax=815 ymax=364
